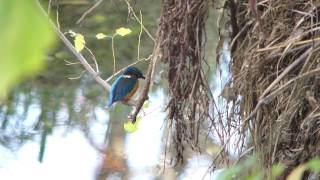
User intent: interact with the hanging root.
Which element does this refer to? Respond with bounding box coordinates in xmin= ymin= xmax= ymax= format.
xmin=158 ymin=0 xmax=210 ymax=164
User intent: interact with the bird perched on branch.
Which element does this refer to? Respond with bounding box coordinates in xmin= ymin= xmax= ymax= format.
xmin=108 ymin=66 xmax=145 ymax=107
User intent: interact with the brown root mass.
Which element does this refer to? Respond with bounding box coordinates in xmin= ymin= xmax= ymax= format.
xmin=225 ymin=0 xmax=320 ymax=177
xmin=157 ymin=0 xmax=210 ymax=164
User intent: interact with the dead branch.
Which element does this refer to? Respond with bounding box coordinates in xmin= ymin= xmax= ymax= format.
xmin=130 ymin=39 xmax=161 ymax=123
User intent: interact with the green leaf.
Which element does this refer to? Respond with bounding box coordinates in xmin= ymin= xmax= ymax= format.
xmin=217 ymin=167 xmax=238 ymax=180
xmin=96 ymin=33 xmax=107 ymax=39
xmin=74 ymin=33 xmax=85 ymax=52
xmin=271 ymin=164 xmax=284 ymax=178
xmin=115 ymin=27 xmax=132 ymax=36
xmin=308 ymin=158 xmax=320 ymax=173
xmin=123 ymin=118 xmax=141 ymax=133
xmin=217 ymin=155 xmax=258 ymax=180
xmin=0 ymin=0 xmax=55 ymax=97
xmin=247 ymin=173 xmax=262 ymax=180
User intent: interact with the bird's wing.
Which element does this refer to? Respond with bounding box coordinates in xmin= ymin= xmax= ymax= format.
xmin=108 ymin=76 xmax=137 ymax=106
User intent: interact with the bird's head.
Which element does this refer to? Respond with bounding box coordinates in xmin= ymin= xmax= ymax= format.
xmin=123 ymin=67 xmax=145 ymax=79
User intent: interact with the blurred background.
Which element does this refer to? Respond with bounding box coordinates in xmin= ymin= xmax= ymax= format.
xmin=0 ymin=0 xmax=226 ymax=179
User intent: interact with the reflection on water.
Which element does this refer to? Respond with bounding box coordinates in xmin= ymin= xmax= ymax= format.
xmin=0 ymin=91 xmax=162 ymax=180
xmin=0 ymin=88 xmax=217 ymax=180
xmin=0 ymin=125 xmax=101 ymax=180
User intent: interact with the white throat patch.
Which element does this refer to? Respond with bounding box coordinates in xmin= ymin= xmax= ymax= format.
xmin=121 ymin=75 xmax=133 ymax=78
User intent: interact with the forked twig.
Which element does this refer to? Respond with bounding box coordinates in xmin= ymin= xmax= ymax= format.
xmin=125 ymin=0 xmax=155 ymax=42
xmin=68 ymin=70 xmax=86 ymax=80
xmin=85 ymin=46 xmax=99 ymax=73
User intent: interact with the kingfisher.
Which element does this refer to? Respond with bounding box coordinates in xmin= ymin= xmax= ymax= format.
xmin=108 ymin=66 xmax=145 ymax=107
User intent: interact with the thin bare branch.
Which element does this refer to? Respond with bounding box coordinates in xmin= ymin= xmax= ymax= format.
xmin=47 ymin=0 xmax=52 ymax=15
xmin=137 ymin=10 xmax=143 ymax=61
xmin=64 ymin=59 xmax=81 ymax=65
xmin=256 ymin=36 xmax=320 ymax=52
xmin=111 ymin=36 xmax=116 ymax=74
xmin=76 ymin=0 xmax=104 ymax=24
xmin=125 ymin=0 xmax=155 ymax=42
xmin=68 ymin=70 xmax=86 ymax=80
xmin=85 ymin=46 xmax=99 ymax=73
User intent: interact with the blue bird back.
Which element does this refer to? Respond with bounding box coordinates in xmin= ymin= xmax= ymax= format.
xmin=108 ymin=76 xmax=138 ymax=106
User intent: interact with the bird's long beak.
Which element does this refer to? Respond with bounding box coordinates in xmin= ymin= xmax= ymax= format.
xmin=140 ymin=75 xmax=145 ymax=79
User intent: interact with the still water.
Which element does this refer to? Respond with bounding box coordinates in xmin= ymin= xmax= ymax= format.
xmin=0 ymin=0 xmax=228 ymax=179
xmin=0 ymin=90 xmax=166 ymax=180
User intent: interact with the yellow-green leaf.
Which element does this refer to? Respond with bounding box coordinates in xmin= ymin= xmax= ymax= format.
xmin=205 ymin=144 xmax=222 ymax=155
xmin=308 ymin=158 xmax=320 ymax=173
xmin=142 ymin=101 xmax=150 ymax=109
xmin=96 ymin=33 xmax=107 ymax=39
xmin=271 ymin=164 xmax=284 ymax=178
xmin=74 ymin=33 xmax=85 ymax=52
xmin=123 ymin=119 xmax=141 ymax=133
xmin=0 ymin=0 xmax=55 ymax=97
xmin=115 ymin=27 xmax=132 ymax=36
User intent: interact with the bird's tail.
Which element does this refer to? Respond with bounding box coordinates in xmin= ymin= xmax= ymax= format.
xmin=107 ymin=99 xmax=113 ymax=107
